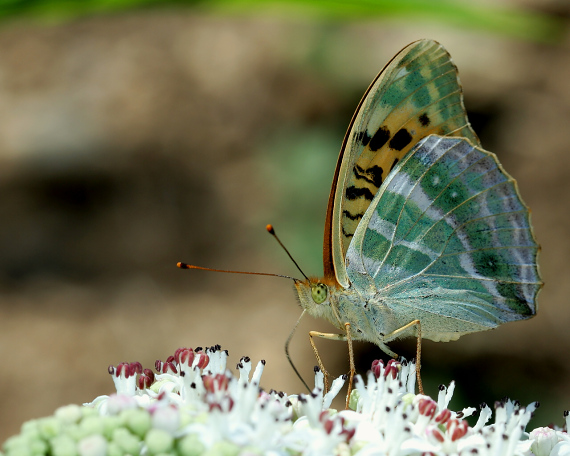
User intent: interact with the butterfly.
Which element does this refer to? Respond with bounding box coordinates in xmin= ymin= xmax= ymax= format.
xmin=291 ymin=39 xmax=542 ymax=399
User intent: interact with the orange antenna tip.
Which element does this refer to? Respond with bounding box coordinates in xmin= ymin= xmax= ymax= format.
xmin=177 ymin=262 xmax=190 ymax=269
xmin=266 ymin=224 xmax=274 ymax=234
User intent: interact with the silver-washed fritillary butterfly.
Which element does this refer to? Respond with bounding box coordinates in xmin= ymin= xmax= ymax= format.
xmin=292 ymin=39 xmax=542 ymax=398
xmin=177 ymin=39 xmax=542 ymax=402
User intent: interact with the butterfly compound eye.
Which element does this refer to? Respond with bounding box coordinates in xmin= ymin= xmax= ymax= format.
xmin=311 ymin=283 xmax=328 ymax=304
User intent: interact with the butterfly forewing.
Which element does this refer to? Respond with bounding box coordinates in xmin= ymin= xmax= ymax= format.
xmin=345 ymin=136 xmax=541 ymax=340
xmin=329 ymin=39 xmax=480 ymax=287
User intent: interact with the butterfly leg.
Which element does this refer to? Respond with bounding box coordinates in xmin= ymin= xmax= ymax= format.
xmin=344 ymin=322 xmax=355 ymax=410
xmin=383 ymin=319 xmax=423 ymax=394
xmin=309 ymin=326 xmax=354 ymax=409
xmin=308 ymin=330 xmax=336 ymax=392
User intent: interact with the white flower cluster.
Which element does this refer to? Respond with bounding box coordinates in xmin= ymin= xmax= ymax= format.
xmin=1 ymin=345 xmax=569 ymax=456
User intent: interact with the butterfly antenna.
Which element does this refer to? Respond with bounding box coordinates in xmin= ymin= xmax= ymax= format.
xmin=266 ymin=225 xmax=309 ymax=281
xmin=177 ymin=262 xmax=296 ymax=281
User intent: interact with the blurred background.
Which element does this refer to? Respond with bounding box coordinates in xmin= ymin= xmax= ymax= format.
xmin=0 ymin=0 xmax=568 ymax=442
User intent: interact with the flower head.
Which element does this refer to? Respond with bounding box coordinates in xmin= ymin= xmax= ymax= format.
xmin=1 ymin=345 xmax=565 ymax=456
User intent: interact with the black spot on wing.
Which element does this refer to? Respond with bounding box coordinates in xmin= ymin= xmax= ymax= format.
xmin=389 ymin=128 xmax=412 ymax=151
xmin=419 ymin=113 xmax=430 ymax=126
xmin=353 ymin=164 xmax=384 ymax=187
xmin=369 ymin=126 xmax=390 ymax=151
xmin=353 ymin=164 xmax=367 ymax=180
xmin=356 ymin=130 xmax=371 ymax=147
xmin=390 ymin=158 xmax=399 ymax=172
xmin=346 ymin=186 xmax=374 ymax=201
xmin=342 ymin=210 xmax=363 ymax=221
xmin=367 ymin=165 xmax=383 ymax=187
xmin=341 ymin=226 xmax=354 ymax=239
xmin=476 ymin=252 xmax=501 ymax=276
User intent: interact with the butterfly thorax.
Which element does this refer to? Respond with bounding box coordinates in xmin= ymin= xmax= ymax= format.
xmin=294 ymin=278 xmax=402 ymax=349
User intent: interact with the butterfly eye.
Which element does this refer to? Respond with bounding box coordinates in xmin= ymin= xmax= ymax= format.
xmin=311 ymin=283 xmax=328 ymax=304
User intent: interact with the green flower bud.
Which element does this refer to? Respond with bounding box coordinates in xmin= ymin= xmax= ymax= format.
xmin=29 ymin=438 xmax=49 ymax=456
xmin=55 ymin=406 xmax=83 ymax=425
xmin=77 ymin=435 xmax=107 ymax=456
xmin=38 ymin=418 xmax=63 ymax=440
xmin=50 ymin=435 xmax=77 ymax=456
xmin=106 ymin=442 xmax=122 ymax=456
xmin=3 ymin=434 xmax=33 ymax=456
xmin=122 ymin=410 xmax=151 ymax=438
xmin=112 ymin=428 xmax=140 ymax=455
xmin=20 ymin=421 xmax=40 ymax=439
xmin=144 ymin=429 xmax=173 ymax=455
xmin=203 ymin=441 xmax=239 ymax=456
xmin=348 ymin=388 xmax=360 ymax=411
xmin=80 ymin=408 xmax=98 ymax=419
xmin=78 ymin=416 xmax=104 ymax=438
xmin=176 ymin=434 xmax=204 ymax=456
xmin=101 ymin=417 xmax=122 ymax=441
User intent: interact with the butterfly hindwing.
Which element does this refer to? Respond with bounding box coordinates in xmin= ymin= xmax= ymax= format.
xmin=328 ymin=39 xmax=480 ymax=287
xmin=345 ymin=135 xmax=541 ymax=339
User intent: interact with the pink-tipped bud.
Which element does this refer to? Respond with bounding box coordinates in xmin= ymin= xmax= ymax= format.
xmin=203 ymin=373 xmax=229 ymax=393
xmin=384 ymin=359 xmax=401 ymax=380
xmin=435 ymin=409 xmax=451 ymax=424
xmin=130 ymin=362 xmax=143 ymax=376
xmin=431 ymin=428 xmax=445 ymax=443
xmin=203 ymin=375 xmax=214 ymax=393
xmin=162 ymin=361 xmax=177 ymax=374
xmin=196 ymin=353 xmax=210 ymax=370
xmin=177 ymin=348 xmax=195 ymax=367
xmin=341 ymin=427 xmax=356 ymax=443
xmin=448 ymin=419 xmax=469 ymax=441
xmin=418 ymin=398 xmax=437 ymax=418
xmin=115 ymin=362 xmax=132 ymax=378
xmin=137 ymin=369 xmax=155 ymax=389
xmin=323 ymin=418 xmax=334 ymax=435
xmin=371 ymin=359 xmax=384 ymax=379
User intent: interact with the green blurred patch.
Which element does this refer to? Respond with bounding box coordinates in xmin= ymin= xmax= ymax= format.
xmin=256 ymin=125 xmax=340 ymax=276
xmin=0 ymin=0 xmax=564 ymax=44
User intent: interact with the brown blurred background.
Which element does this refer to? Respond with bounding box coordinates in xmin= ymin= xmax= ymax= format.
xmin=0 ymin=0 xmax=568 ymax=442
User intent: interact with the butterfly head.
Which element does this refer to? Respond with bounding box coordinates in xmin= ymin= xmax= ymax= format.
xmin=294 ymin=277 xmax=341 ymax=323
